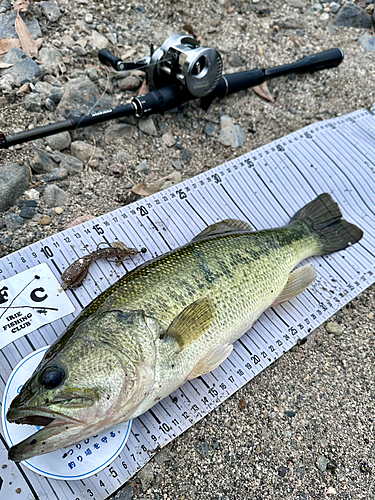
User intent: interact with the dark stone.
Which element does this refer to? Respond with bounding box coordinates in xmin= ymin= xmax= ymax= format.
xmin=5 ymin=213 xmax=24 ymax=230
xmin=49 ymin=86 xmax=65 ymax=103
xmin=0 ymin=219 xmax=5 ymax=230
xmin=204 ymin=121 xmax=216 ymax=136
xmin=0 ymin=11 xmax=42 ymax=39
xmin=60 ymin=155 xmax=84 ymax=175
xmin=32 ymin=148 xmax=57 ymax=174
xmin=20 ymin=206 xmax=35 ymax=219
xmin=18 ymin=200 xmax=38 ymax=208
xmin=333 ymin=2 xmax=372 ymax=28
xmin=57 ymin=78 xmax=114 ymax=118
xmin=36 ymin=168 xmax=68 ymax=182
xmin=135 ymin=5 xmax=145 ymax=13
xmin=1 ymin=47 xmax=41 ymax=87
xmin=113 ymin=483 xmax=134 ymax=500
xmin=182 ymin=148 xmax=191 ymax=161
xmin=284 ymin=410 xmax=296 ymax=417
xmin=195 ymin=439 xmax=210 ymax=458
xmin=24 ymin=93 xmax=42 ymax=112
xmin=0 ymin=163 xmax=31 ymax=212
xmin=278 ymin=465 xmax=287 ymax=478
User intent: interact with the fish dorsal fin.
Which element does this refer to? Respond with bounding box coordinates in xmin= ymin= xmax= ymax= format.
xmin=188 ymin=343 xmax=233 ymax=380
xmin=272 ymin=264 xmax=317 ymax=307
xmin=191 ymin=219 xmax=253 ymax=242
xmin=163 ymin=298 xmax=215 ymax=352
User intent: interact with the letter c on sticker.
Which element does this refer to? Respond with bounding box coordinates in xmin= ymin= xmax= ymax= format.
xmin=30 ymin=287 xmax=48 ymax=302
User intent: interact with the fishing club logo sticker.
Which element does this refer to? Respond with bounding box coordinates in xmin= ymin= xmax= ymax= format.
xmin=0 ymin=263 xmax=75 ymax=350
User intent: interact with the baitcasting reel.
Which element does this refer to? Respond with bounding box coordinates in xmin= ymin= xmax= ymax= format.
xmin=99 ymin=34 xmax=223 ymax=98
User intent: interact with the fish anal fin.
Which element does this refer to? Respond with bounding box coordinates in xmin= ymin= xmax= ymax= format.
xmin=272 ymin=264 xmax=317 ymax=307
xmin=188 ymin=343 xmax=233 ymax=380
xmin=164 ymin=298 xmax=215 ymax=352
xmin=191 ymin=219 xmax=253 ymax=242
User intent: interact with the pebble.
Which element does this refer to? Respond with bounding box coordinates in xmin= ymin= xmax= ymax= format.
xmin=19 ymin=206 xmax=35 ymax=219
xmin=171 ymin=158 xmax=183 ymax=170
xmin=0 ymin=219 xmax=5 ymax=230
xmin=44 ymin=185 xmax=69 ymax=207
xmin=325 ymin=321 xmax=343 ymax=336
xmin=316 ymin=455 xmax=329 ymax=472
xmin=333 ymin=1 xmax=372 ymax=27
xmin=162 ymin=131 xmax=176 ymax=147
xmin=320 ymin=12 xmax=330 ymax=20
xmin=32 ymin=148 xmax=57 ymax=174
xmin=45 ymin=132 xmax=71 ymax=151
xmin=85 ymin=13 xmax=93 ymax=23
xmin=137 ymin=160 xmax=149 ymax=173
xmin=90 ymin=30 xmax=109 ymax=50
xmin=0 ymin=74 xmax=15 ymax=92
xmin=359 ymin=33 xmax=375 ymax=52
xmin=70 ymin=141 xmax=102 ymax=162
xmin=284 ymin=410 xmax=296 ymax=418
xmin=38 ymin=215 xmax=52 ymax=225
xmin=112 ymin=483 xmax=133 ymax=500
xmin=24 ymin=93 xmax=42 ymax=112
xmin=55 ymin=207 xmax=64 ymax=215
xmin=204 ymin=121 xmax=216 ymax=136
xmin=228 ymin=53 xmax=245 ymax=68
xmin=0 ymin=163 xmax=31 ymax=212
xmin=38 ymin=47 xmax=64 ymax=73
xmin=86 ymin=67 xmax=99 ymax=81
xmin=219 ymin=116 xmax=247 ymax=148
xmin=60 ymin=155 xmax=84 ymax=175
xmin=117 ymin=150 xmax=133 ymax=162
xmin=0 ymin=11 xmax=42 ymax=40
xmin=57 ymin=78 xmax=113 ymax=118
xmin=5 ymin=213 xmax=24 ymax=231
xmin=182 ymin=148 xmax=191 ymax=161
xmin=36 ymin=168 xmax=68 ymax=182
xmin=105 ymin=123 xmax=135 ymax=141
xmin=40 ymin=1 xmax=61 ymax=22
xmin=287 ymin=0 xmax=306 ymax=7
xmin=18 ymin=200 xmax=37 ymax=208
xmin=330 ymin=2 xmax=341 ymax=13
xmin=195 ymin=439 xmax=210 ymax=458
xmin=24 ymin=188 xmax=40 ymax=201
xmin=138 ymin=116 xmax=158 ymax=136
xmin=45 ymin=98 xmax=57 ymax=111
xmin=117 ymin=75 xmax=141 ymax=91
xmin=278 ymin=465 xmax=287 ymax=478
xmin=1 ymin=47 xmax=41 ymax=87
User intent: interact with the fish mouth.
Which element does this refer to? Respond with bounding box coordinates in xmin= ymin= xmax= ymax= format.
xmin=7 ymin=407 xmax=84 ymax=462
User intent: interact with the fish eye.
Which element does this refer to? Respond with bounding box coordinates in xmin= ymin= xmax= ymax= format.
xmin=41 ymin=366 xmax=65 ymax=389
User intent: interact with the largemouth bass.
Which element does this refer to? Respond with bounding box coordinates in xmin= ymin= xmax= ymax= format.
xmin=7 ymin=193 xmax=363 ymax=462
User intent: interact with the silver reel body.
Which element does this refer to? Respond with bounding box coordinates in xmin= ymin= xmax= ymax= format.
xmin=146 ymin=34 xmax=222 ymax=98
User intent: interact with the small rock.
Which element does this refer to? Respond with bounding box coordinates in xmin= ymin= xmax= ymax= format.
xmin=44 ymin=185 xmax=69 ymax=207
xmin=0 ymin=163 xmax=31 ymax=212
xmin=204 ymin=121 xmax=215 ymax=136
xmin=70 ymin=141 xmax=102 ymax=162
xmin=55 ymin=207 xmax=64 ymax=215
xmin=1 ymin=47 xmax=41 ymax=87
xmin=287 ymin=0 xmax=306 ymax=7
xmin=0 ymin=12 xmax=42 ymax=40
xmin=113 ymin=483 xmax=133 ymax=500
xmin=57 ymin=78 xmax=113 ymax=118
xmin=117 ymin=75 xmax=141 ymax=90
xmin=38 ymin=215 xmax=52 ymax=225
xmin=195 ymin=439 xmax=210 ymax=458
xmin=49 ymin=86 xmax=65 ymax=104
xmin=154 ymin=448 xmax=172 ymax=465
xmin=138 ymin=116 xmax=158 ymax=136
xmin=105 ymin=123 xmax=135 ymax=141
xmin=45 ymin=98 xmax=57 ymax=112
xmin=45 ymin=131 xmax=71 ymax=151
xmin=333 ymin=1 xmax=372 ymax=28
xmin=86 ymin=67 xmax=98 ymax=81
xmin=60 ymin=155 xmax=84 ymax=175
xmin=49 ymin=151 xmax=63 ymax=163
xmin=137 ymin=160 xmax=148 ymax=173
xmin=162 ymin=131 xmax=176 ymax=147
xmin=24 ymin=188 xmax=40 ymax=200
xmin=20 ymin=206 xmax=35 ymax=219
xmin=325 ymin=321 xmax=342 ymax=336
xmin=108 ymin=164 xmax=124 ymax=177
xmin=40 ymin=1 xmax=61 ymax=22
xmin=36 ymin=168 xmax=68 ymax=182
xmin=18 ymin=200 xmax=37 ymax=208
xmin=24 ymin=93 xmax=42 ymax=112
xmin=182 ymin=149 xmax=191 ymax=161
xmin=117 ymin=150 xmax=133 ymax=162
xmin=137 ymin=463 xmax=154 ymax=489
xmin=320 ymin=11 xmax=330 ymax=20
xmin=32 ymin=148 xmax=57 ymax=174
xmin=5 ymin=213 xmax=24 ymax=231
xmin=90 ymin=30 xmax=109 ymax=50
xmin=284 ymin=410 xmax=296 ymax=418
xmin=171 ymin=158 xmax=182 ymax=170
xmin=219 ymin=116 xmax=247 ymax=148
xmin=327 ymin=487 xmax=337 ymax=495
xmin=124 ymin=182 xmax=133 ymax=189
xmin=278 ymin=466 xmax=287 ymax=478
xmin=135 ymin=5 xmax=146 ymax=13
xmin=316 ymin=455 xmax=329 ymax=472
xmin=228 ymin=53 xmax=245 ymax=68
xmin=85 ymin=13 xmax=93 ymax=23
xmin=0 ymin=74 xmax=15 ymax=92
xmin=359 ymin=33 xmax=375 ymax=52
xmin=0 ymin=219 xmax=5 ymax=230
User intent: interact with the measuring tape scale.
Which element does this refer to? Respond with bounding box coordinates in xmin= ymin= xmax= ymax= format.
xmin=0 ymin=108 xmax=375 ymax=499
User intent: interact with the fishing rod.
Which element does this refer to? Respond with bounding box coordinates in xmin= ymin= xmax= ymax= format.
xmin=0 ymin=34 xmax=344 ymax=150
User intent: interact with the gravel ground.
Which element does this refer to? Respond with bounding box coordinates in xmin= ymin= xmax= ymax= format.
xmin=1 ymin=0 xmax=375 ymax=498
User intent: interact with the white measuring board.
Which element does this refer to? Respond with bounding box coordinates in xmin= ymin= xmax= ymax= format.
xmin=1 ymin=107 xmax=375 ymax=499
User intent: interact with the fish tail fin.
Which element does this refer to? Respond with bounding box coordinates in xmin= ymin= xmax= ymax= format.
xmin=290 ymin=193 xmax=363 ymax=256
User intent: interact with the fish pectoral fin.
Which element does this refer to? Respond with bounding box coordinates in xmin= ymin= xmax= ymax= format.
xmin=164 ymin=298 xmax=215 ymax=352
xmin=272 ymin=264 xmax=317 ymax=307
xmin=191 ymin=219 xmax=253 ymax=242
xmin=188 ymin=343 xmax=233 ymax=380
